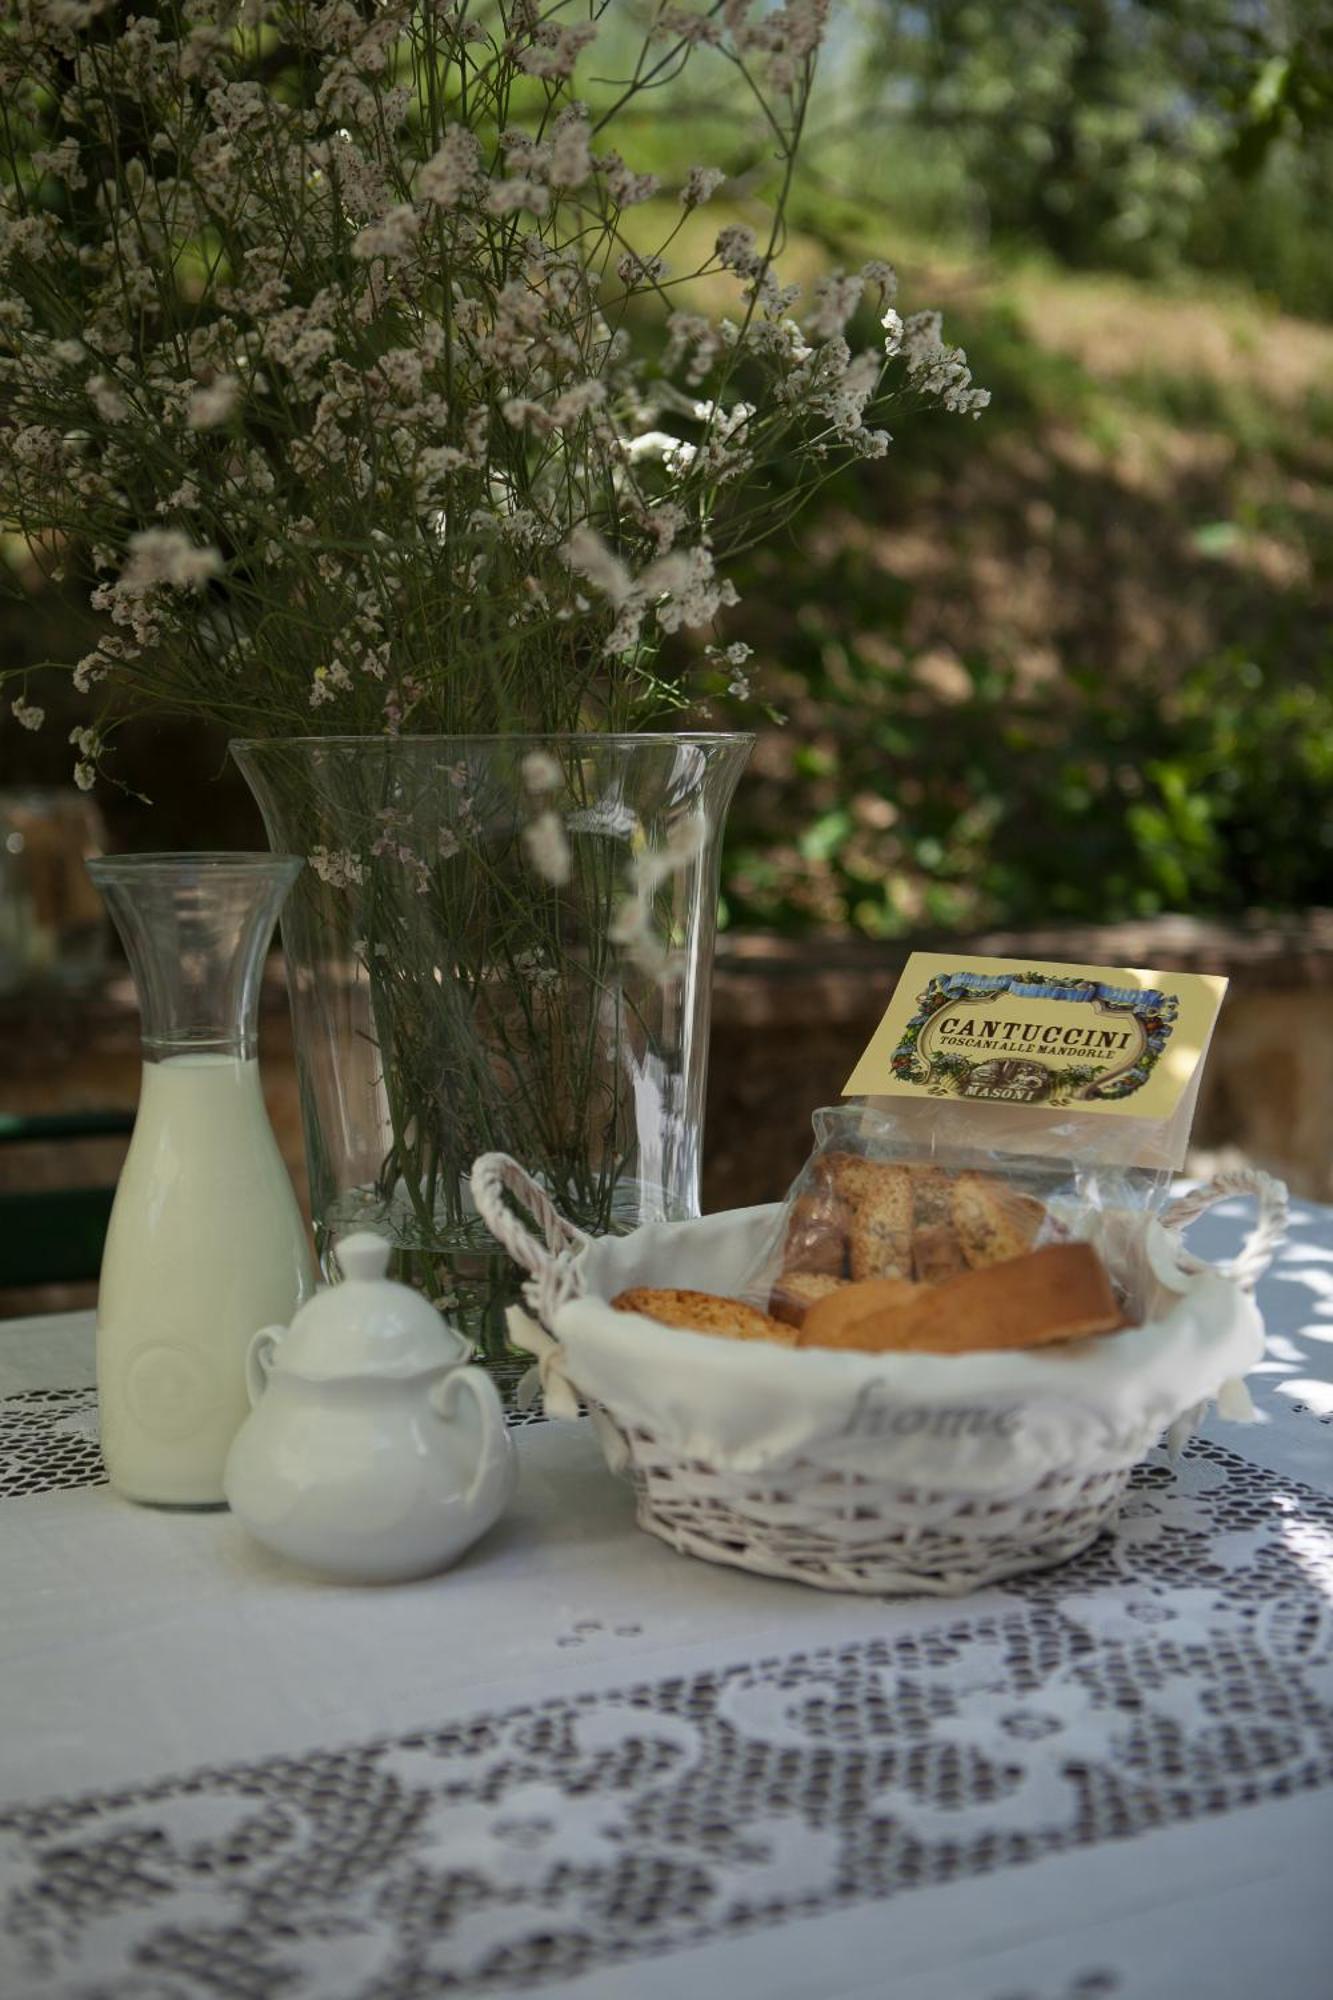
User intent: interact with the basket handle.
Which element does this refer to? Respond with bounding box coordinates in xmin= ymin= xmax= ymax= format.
xmin=470 ymin=1152 xmax=590 ymax=1324
xmin=1160 ymin=1166 xmax=1288 ymax=1293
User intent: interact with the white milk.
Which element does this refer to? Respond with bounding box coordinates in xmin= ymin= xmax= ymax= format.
xmin=97 ymin=1053 xmax=315 ymax=1506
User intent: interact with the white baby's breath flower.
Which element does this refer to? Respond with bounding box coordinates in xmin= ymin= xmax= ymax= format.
xmin=73 ymin=761 xmax=96 ymax=792
xmin=186 ymin=375 xmax=241 ymax=429
xmin=309 ymin=845 xmax=365 ymax=889
xmin=10 ymin=697 xmax=44 ymax=731
xmin=549 ymin=110 xmax=592 ymax=189
xmin=804 ymin=271 xmax=865 ymax=342
xmin=616 ymin=250 xmax=667 ymax=287
xmin=418 ymin=127 xmax=483 ymax=208
xmin=564 ymin=525 xmax=633 ymax=607
xmin=123 ymin=528 xmax=223 ymax=591
xmin=715 ymin=224 xmax=760 ymax=275
xmin=351 ymin=204 xmax=420 ymax=262
xmin=624 ymin=431 xmax=697 ymax=471
xmin=86 ymin=373 xmax=128 ymax=422
xmin=521 ymin=749 xmax=563 ymax=794
xmin=901 ymin=310 xmax=989 ymax=415
xmin=69 ymin=725 xmax=98 ymax=756
xmin=516 ymin=20 xmax=598 ymax=79
xmin=609 ymin=894 xmax=669 ymax=981
xmin=707 ymin=640 xmax=754 ymax=698
xmin=603 ymin=156 xmax=659 ymax=208
xmin=485 ymin=178 xmax=549 ymax=218
xmin=522 ymin=809 xmax=572 ymax=887
xmin=682 ymin=166 xmax=726 ymax=208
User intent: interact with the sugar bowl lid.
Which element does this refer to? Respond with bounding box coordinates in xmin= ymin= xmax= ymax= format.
xmin=274 ymin=1232 xmax=470 ymax=1381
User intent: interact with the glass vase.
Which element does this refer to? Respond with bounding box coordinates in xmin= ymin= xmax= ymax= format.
xmin=231 ymin=734 xmax=751 ymax=1370
xmin=86 ymin=854 xmax=315 ymax=1506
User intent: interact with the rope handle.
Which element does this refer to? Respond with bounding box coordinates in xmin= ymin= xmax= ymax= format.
xmin=1159 ymin=1166 xmax=1288 ymax=1293
xmin=470 ymin=1153 xmax=590 ymax=1326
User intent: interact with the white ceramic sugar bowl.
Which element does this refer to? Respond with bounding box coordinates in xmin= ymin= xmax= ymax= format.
xmin=223 ymin=1232 xmax=516 ymax=1582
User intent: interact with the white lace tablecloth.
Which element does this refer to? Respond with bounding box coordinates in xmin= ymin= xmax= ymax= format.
xmin=2 ymin=1197 xmax=1332 ymax=2000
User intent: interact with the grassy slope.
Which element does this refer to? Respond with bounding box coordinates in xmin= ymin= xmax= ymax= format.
xmin=719 ymin=249 xmax=1333 ymax=935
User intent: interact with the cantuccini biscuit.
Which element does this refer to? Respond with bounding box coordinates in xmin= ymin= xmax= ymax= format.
xmin=797 ymin=1242 xmax=1121 ymax=1356
xmin=769 ymin=1270 xmax=846 ymax=1328
xmin=828 ymin=1156 xmax=914 ymax=1281
xmin=796 ymin=1276 xmax=920 ymax=1350
xmin=952 ymin=1170 xmax=1048 ymax=1269
xmin=780 ymin=1176 xmax=850 ymax=1279
xmin=907 ymin=1167 xmax=969 ymax=1283
xmin=612 ymin=1287 xmax=799 ymax=1345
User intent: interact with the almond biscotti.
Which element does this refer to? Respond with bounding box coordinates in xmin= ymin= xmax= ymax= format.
xmin=797 ymin=1243 xmax=1121 ymax=1356
xmin=769 ymin=1270 xmax=846 ymax=1328
xmin=612 ymin=1287 xmax=799 ymax=1346
xmin=952 ymin=1169 xmax=1048 ymax=1269
xmin=828 ymin=1155 xmax=914 ymax=1281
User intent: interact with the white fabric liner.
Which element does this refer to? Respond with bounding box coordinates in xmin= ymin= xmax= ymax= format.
xmin=547 ymin=1203 xmax=1265 ymax=1492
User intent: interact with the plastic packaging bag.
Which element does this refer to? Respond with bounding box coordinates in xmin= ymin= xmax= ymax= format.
xmin=741 ymin=1103 xmax=1166 ymax=1329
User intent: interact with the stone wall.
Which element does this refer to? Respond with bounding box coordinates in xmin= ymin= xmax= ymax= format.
xmin=3 ymin=912 xmax=1329 ymax=1314
xmin=702 ymin=914 xmax=1333 ymax=1211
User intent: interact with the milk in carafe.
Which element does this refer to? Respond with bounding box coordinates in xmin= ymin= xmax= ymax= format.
xmin=97 ymin=1053 xmax=313 ymax=1504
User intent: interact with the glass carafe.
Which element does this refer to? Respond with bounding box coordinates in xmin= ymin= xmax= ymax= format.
xmin=86 ymin=854 xmax=315 ymax=1506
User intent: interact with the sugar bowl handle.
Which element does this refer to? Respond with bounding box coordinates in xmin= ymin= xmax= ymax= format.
xmin=245 ymin=1327 xmax=284 ymax=1409
xmin=428 ymin=1366 xmax=516 ymax=1523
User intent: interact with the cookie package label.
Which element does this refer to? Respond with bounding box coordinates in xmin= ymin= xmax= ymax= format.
xmin=843 ymin=953 xmax=1227 ymax=1119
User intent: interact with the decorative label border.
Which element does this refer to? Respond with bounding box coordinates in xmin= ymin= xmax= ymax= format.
xmin=890 ymin=968 xmax=1179 ymax=1106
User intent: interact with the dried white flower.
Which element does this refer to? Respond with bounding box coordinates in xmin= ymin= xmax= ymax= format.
xmin=309 ymin=845 xmax=366 ymax=889
xmin=186 ymin=376 xmax=241 ymax=429
xmin=485 ymin=178 xmax=549 ymax=218
xmin=0 ymin=0 xmax=981 ymax=778
xmin=522 ymin=809 xmax=572 ymax=886
xmin=564 ymin=525 xmax=633 ymax=607
xmin=522 ymin=750 xmax=563 ymax=794
xmin=902 ymin=311 xmax=990 ymax=416
xmin=516 ymin=20 xmax=598 ymax=79
xmin=624 ymin=431 xmax=697 ymax=472
xmin=682 ymin=166 xmax=726 ymax=208
xmin=418 ymin=127 xmax=483 ymax=209
xmin=804 ymin=271 xmax=865 ymax=342
xmin=549 ymin=111 xmax=592 ymax=190
xmin=352 ymin=205 xmax=420 ymax=262
xmin=123 ymin=529 xmax=223 ymax=591
xmin=10 ymin=697 xmax=44 ymax=731
xmin=603 ymin=156 xmax=659 ymax=208
xmin=862 ymin=258 xmax=897 ymax=298
xmin=87 ymin=373 xmax=128 ymax=422
xmin=715 ymin=224 xmax=760 ymax=275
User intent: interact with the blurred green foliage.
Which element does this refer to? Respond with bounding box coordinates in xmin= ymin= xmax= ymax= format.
xmin=696 ymin=1 xmax=1333 ymax=935
xmin=823 ymin=0 xmax=1333 ymax=318
xmin=715 ymin=259 xmax=1333 ymax=932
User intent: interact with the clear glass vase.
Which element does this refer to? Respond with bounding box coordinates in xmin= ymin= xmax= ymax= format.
xmin=86 ymin=854 xmax=316 ymax=1505
xmin=232 ymin=734 xmax=752 ymax=1368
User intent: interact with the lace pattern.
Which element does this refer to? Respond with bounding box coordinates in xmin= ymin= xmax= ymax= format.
xmin=0 ymin=1370 xmax=551 ymax=1501
xmin=3 ymin=1439 xmax=1331 ymax=1997
xmin=0 ymin=1388 xmax=104 ymax=1498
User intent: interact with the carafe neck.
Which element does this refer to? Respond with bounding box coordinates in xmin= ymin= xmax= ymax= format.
xmin=86 ymin=853 xmax=301 ymax=1061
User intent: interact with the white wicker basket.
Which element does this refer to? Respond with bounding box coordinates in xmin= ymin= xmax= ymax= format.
xmin=471 ymin=1156 xmax=1287 ymax=1595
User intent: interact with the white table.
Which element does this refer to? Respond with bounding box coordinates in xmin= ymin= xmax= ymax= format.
xmin=3 ymin=1197 xmax=1332 ymax=2000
